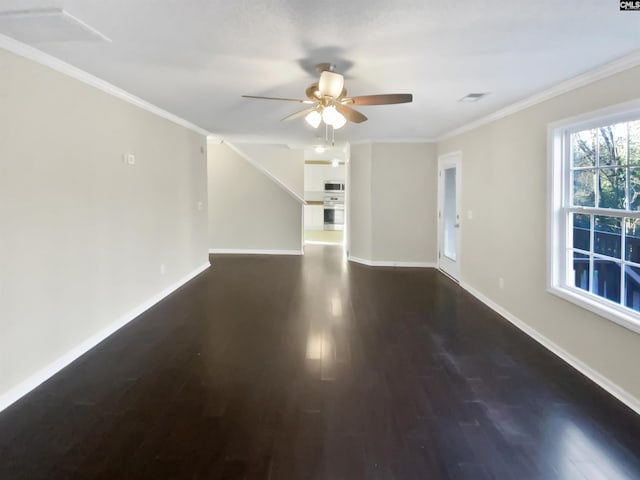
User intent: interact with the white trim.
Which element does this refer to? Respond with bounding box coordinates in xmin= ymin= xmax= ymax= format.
xmin=438 ymin=267 xmax=460 ymax=284
xmin=56 ymin=10 xmax=113 ymax=43
xmin=437 ymin=50 xmax=640 ymax=141
xmin=547 ymin=100 xmax=640 ymax=335
xmin=0 ymin=34 xmax=211 ymax=137
xmin=0 ymin=262 xmax=211 ymax=414
xmin=549 ymin=286 xmax=640 ymax=335
xmin=459 ymin=281 xmax=640 ymax=416
xmin=209 ymin=248 xmax=303 ymax=255
xmin=437 ymin=151 xmax=462 ymax=280
xmin=372 ymin=260 xmax=436 ymax=268
xmin=547 ymin=98 xmax=640 ymax=134
xmin=0 ymin=8 xmax=113 ymax=43
xmin=304 ymin=240 xmax=343 ymax=246
xmin=348 ymin=256 xmax=436 ymax=268
xmin=348 ymin=256 xmax=379 ymax=266
xmin=222 ymin=141 xmax=306 ymax=204
xmin=547 ymin=121 xmax=563 ymax=292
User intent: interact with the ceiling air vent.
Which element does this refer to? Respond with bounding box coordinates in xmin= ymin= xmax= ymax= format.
xmin=0 ymin=7 xmax=111 ymax=44
xmin=458 ymin=92 xmax=490 ymax=103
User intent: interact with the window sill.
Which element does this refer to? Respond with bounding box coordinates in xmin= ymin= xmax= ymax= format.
xmin=548 ymin=285 xmax=640 ymax=335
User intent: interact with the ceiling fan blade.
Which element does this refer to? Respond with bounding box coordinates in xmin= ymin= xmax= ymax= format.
xmin=281 ymin=107 xmax=316 ymax=122
xmin=334 ymin=103 xmax=367 ymax=124
xmin=242 ymin=95 xmax=312 ymax=104
xmin=348 ymin=93 xmax=413 ymax=106
xmin=318 ymin=71 xmax=344 ymax=98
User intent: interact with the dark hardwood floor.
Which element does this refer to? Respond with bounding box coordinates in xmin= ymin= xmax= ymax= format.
xmin=1 ymin=245 xmax=640 ymax=479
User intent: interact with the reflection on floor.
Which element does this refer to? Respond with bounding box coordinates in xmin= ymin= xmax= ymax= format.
xmin=1 ymin=245 xmax=640 ymax=478
xmin=304 ymin=229 xmax=343 ymax=244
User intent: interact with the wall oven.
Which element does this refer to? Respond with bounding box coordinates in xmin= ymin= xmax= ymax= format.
xmin=323 ymin=194 xmax=345 ymax=231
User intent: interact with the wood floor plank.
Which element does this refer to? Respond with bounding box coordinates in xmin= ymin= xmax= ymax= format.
xmin=1 ymin=245 xmax=640 ymax=479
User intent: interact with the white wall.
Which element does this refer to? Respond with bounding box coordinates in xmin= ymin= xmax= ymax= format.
xmin=438 ymin=65 xmax=640 ymax=405
xmin=208 ymin=143 xmax=303 ymax=253
xmin=348 ymin=142 xmax=437 ymax=264
xmin=348 ymin=143 xmax=373 ymax=260
xmin=0 ymin=48 xmax=209 ymax=404
xmin=232 ymin=143 xmax=304 ymax=198
xmin=371 ymin=143 xmax=437 ymax=264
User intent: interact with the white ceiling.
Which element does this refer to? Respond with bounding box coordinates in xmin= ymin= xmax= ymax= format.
xmin=1 ymin=0 xmax=640 ymax=144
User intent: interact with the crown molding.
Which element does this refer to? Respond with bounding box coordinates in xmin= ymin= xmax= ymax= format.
xmin=0 ymin=33 xmax=212 ymax=137
xmin=436 ymin=50 xmax=640 ymax=142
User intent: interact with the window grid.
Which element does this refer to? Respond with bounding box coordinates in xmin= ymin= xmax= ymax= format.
xmin=550 ymin=104 xmax=640 ymax=332
xmin=566 ymin=120 xmax=640 ymax=313
xmin=621 ymin=217 xmax=626 ymax=303
xmin=626 ymin=123 xmax=630 ymax=209
xmin=595 ymin=129 xmax=600 ymax=209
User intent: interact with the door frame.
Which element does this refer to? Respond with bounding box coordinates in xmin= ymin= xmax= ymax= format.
xmin=437 ymin=151 xmax=462 ymax=281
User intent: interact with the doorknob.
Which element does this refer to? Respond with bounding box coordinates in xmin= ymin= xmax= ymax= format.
xmin=454 ymin=223 xmax=460 ymax=228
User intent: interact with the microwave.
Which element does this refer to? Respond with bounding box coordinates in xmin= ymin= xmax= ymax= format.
xmin=324 ymin=181 xmax=345 ymax=192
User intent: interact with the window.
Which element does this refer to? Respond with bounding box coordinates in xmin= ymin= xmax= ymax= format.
xmin=549 ymin=101 xmax=640 ymax=333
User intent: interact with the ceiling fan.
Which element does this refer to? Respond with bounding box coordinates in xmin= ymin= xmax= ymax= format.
xmin=242 ymin=63 xmax=413 ymax=131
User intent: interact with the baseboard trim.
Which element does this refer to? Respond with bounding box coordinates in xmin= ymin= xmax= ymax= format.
xmin=0 ymin=262 xmax=211 ymax=414
xmin=209 ymin=248 xmax=303 ymax=256
xmin=459 ymin=281 xmax=640 ymax=416
xmin=348 ymin=256 xmax=436 ymax=268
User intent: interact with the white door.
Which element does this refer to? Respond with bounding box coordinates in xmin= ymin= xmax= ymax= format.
xmin=438 ymin=152 xmax=461 ymax=280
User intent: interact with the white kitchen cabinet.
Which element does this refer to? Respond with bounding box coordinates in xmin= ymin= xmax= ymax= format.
xmin=304 ymin=165 xmax=326 ymax=192
xmin=304 ymin=204 xmax=324 ymax=229
xmin=304 ymin=165 xmax=346 ymax=193
xmin=327 ymin=164 xmax=346 ymax=182
xmin=304 ymin=164 xmax=346 ymax=230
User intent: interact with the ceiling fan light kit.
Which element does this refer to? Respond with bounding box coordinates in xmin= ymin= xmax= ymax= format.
xmin=305 ymin=110 xmax=322 ymax=128
xmin=321 ymin=105 xmax=346 ymax=129
xmin=242 ymin=63 xmax=413 ymax=142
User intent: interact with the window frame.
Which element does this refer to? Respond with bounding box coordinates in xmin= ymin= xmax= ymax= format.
xmin=548 ymin=99 xmax=640 ymax=335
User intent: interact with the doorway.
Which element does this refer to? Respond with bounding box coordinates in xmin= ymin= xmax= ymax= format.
xmin=302 ymin=144 xmax=349 ymax=248
xmin=438 ymin=152 xmax=461 ymax=281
